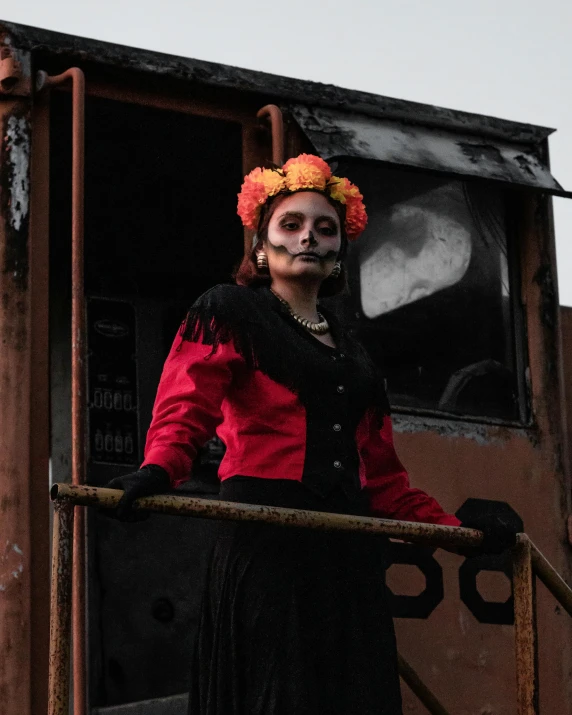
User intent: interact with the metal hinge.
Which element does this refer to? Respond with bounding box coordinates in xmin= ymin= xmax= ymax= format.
xmin=0 ymin=47 xmax=22 ymax=94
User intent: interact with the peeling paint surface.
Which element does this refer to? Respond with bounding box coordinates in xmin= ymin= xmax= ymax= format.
xmin=392 ymin=412 xmax=532 ymax=446
xmin=1 ymin=108 xmax=30 ymax=292
xmin=290 ymin=105 xmax=571 ymax=196
xmin=4 ymin=115 xmax=29 ymax=232
xmin=0 ymin=540 xmax=25 ymax=593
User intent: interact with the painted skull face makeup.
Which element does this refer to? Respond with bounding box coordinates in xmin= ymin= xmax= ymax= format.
xmin=264 ymin=192 xmax=342 ymax=283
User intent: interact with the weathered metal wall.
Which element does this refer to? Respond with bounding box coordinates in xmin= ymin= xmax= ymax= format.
xmin=561 ymin=306 xmax=572 ymax=483
xmin=390 ymin=196 xmax=572 ymax=714
xmin=0 ymin=36 xmax=51 ymax=715
xmin=1 ymin=19 xmax=572 ymax=715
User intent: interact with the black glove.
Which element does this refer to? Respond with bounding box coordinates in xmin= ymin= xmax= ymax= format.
xmin=104 ymin=464 xmax=171 ymax=520
xmin=460 ymin=512 xmax=519 ymax=556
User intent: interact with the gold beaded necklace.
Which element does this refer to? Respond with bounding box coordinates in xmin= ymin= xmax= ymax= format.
xmin=270 ymin=289 xmax=330 ymax=335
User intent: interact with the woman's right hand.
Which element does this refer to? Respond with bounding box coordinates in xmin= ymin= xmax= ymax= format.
xmin=104 ymin=464 xmax=171 ymax=520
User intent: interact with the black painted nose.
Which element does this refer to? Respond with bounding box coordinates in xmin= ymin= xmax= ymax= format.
xmin=301 ymin=230 xmax=317 ymax=246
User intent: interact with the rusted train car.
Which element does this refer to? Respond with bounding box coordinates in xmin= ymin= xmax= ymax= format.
xmin=0 ymin=20 xmax=571 ymax=715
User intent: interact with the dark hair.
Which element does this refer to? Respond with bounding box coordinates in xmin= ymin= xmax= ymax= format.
xmin=233 ymin=191 xmax=349 ymax=297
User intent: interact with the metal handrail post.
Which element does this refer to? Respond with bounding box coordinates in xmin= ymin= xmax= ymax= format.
xmin=48 ymin=501 xmax=75 ymax=715
xmin=513 ymin=535 xmax=539 ymax=715
xmin=530 ymin=540 xmax=572 ymax=617
xmin=49 ymin=485 xmax=572 ymax=715
xmin=50 ymin=483 xmax=483 ymax=549
xmin=37 ymin=67 xmax=87 ymax=715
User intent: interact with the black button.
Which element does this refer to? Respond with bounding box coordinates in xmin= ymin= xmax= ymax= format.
xmin=333 ymin=460 xmax=342 ymax=469
xmin=333 ymin=424 xmax=341 ymax=432
xmin=336 ymin=385 xmax=345 ymax=394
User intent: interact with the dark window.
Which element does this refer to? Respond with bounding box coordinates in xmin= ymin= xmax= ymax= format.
xmin=331 ymin=164 xmax=524 ymax=422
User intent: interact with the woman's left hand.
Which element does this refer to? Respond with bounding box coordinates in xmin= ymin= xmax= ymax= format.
xmin=455 ymin=512 xmax=519 ymax=556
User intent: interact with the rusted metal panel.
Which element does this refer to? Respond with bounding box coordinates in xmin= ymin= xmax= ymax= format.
xmin=391 ymin=423 xmax=571 ymax=713
xmin=0 ymin=21 xmax=555 ymax=145
xmin=0 ymin=93 xmax=32 ymax=714
xmin=289 ymin=104 xmax=572 ymax=196
xmin=28 ymin=89 xmax=51 ymax=715
xmin=561 ymin=305 xmax=572 ymax=511
xmin=387 ymin=184 xmax=571 ymax=715
xmin=48 ymin=502 xmax=74 ymax=715
xmin=513 ymin=536 xmax=539 ymax=715
xmin=0 ymin=31 xmax=31 ymax=97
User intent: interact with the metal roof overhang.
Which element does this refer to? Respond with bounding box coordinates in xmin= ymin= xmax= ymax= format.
xmin=290 ymin=105 xmax=572 ymax=198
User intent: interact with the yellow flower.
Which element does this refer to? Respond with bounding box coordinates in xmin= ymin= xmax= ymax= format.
xmin=284 ymin=155 xmax=330 ymax=192
xmin=257 ymin=168 xmax=287 ymax=197
xmin=328 ymin=176 xmax=357 ymax=203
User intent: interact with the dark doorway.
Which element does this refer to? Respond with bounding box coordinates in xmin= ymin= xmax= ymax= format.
xmin=49 ymin=92 xmax=243 ymax=708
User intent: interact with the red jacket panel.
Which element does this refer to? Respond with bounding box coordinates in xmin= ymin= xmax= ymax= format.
xmin=142 ymin=331 xmax=460 ymax=527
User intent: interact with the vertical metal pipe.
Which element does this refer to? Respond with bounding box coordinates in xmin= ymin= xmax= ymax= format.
xmin=256 ymin=104 xmax=284 ymax=166
xmin=513 ymin=535 xmax=539 ymax=715
xmin=48 ymin=501 xmax=75 ymax=715
xmin=37 ymin=67 xmax=87 ymax=715
xmin=70 ymin=68 xmax=87 ymax=715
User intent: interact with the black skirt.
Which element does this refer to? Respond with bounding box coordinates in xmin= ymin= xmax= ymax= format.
xmin=188 ymin=477 xmax=403 ymax=715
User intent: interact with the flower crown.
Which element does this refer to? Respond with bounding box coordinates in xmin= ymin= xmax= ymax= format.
xmin=237 ymin=154 xmax=367 ymax=241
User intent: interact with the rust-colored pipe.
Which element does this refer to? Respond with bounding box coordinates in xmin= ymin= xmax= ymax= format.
xmin=38 ymin=68 xmax=86 ymax=715
xmin=51 ymin=483 xmax=484 ymax=550
xmin=513 ymin=535 xmax=539 ymax=715
xmin=256 ymin=104 xmax=284 ymax=166
xmin=48 ymin=502 xmax=75 ymax=715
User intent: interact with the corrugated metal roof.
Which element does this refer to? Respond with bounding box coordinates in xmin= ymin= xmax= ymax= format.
xmin=290 ymin=105 xmax=571 ymax=196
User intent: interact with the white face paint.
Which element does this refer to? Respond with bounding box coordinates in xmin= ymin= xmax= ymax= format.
xmin=263 ymin=191 xmax=342 ymax=285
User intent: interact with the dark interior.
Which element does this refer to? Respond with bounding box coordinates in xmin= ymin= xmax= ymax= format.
xmin=50 ymin=93 xmax=243 ymax=707
xmin=326 ymin=162 xmax=525 ymax=423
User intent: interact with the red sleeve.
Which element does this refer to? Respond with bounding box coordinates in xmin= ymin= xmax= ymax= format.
xmin=141 ymin=334 xmax=243 ymax=487
xmin=358 ymin=410 xmax=461 ymax=526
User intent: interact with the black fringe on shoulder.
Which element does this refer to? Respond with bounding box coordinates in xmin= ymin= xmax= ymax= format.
xmin=178 ymin=285 xmax=391 ymax=420
xmin=178 ymin=291 xmax=259 ymax=371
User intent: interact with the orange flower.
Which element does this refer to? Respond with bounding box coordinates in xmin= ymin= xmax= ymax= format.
xmin=283 ymin=154 xmax=331 ymax=192
xmin=236 ymin=155 xmax=367 ymax=240
xmin=283 ymin=154 xmax=332 ymax=179
xmin=237 ymin=167 xmax=286 ymax=229
xmin=328 ymin=176 xmax=367 ymax=239
xmin=345 ymin=198 xmax=368 ymax=240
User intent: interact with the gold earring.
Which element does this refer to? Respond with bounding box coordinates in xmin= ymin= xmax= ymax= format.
xmin=257 ymin=251 xmax=268 ymax=270
xmin=330 ymin=261 xmax=341 ymax=279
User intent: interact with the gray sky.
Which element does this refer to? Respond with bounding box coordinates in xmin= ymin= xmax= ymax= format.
xmin=6 ymin=0 xmax=572 ymax=304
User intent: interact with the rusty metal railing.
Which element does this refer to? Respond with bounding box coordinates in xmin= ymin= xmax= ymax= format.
xmin=48 ymin=484 xmax=572 ymax=715
xmin=37 ymin=67 xmax=87 ymax=715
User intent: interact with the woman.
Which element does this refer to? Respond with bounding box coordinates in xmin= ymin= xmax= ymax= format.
xmin=107 ymin=155 xmax=516 ymax=715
